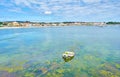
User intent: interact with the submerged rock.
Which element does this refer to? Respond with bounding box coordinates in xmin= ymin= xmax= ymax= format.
xmin=62 ymin=51 xmax=75 ymax=62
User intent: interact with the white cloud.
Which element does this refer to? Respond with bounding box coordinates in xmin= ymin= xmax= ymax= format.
xmin=14 ymin=0 xmax=120 ymax=18
xmin=0 ymin=0 xmax=120 ymax=21
xmin=82 ymin=0 xmax=101 ymax=3
xmin=13 ymin=0 xmax=31 ymax=7
xmin=44 ymin=11 xmax=52 ymax=14
xmin=9 ymin=7 xmax=24 ymax=13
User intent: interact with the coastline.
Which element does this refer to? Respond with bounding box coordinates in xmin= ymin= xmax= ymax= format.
xmin=0 ymin=27 xmax=28 ymax=29
xmin=0 ymin=24 xmax=119 ymax=30
xmin=0 ymin=26 xmax=63 ymax=29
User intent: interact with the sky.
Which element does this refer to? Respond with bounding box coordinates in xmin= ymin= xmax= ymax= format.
xmin=0 ymin=0 xmax=120 ymax=22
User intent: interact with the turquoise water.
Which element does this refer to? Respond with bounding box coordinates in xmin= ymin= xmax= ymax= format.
xmin=0 ymin=26 xmax=120 ymax=77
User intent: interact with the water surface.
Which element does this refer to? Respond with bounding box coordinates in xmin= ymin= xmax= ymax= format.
xmin=0 ymin=26 xmax=120 ymax=77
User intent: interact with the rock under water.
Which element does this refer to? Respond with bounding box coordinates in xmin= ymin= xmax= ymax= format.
xmin=62 ymin=51 xmax=75 ymax=62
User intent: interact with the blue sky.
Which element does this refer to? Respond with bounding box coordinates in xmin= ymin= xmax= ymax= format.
xmin=0 ymin=0 xmax=120 ymax=22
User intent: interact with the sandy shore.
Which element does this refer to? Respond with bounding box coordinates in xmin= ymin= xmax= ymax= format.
xmin=0 ymin=26 xmax=48 ymax=29
xmin=0 ymin=25 xmax=114 ymax=29
xmin=0 ymin=26 xmax=72 ymax=29
xmin=0 ymin=27 xmax=27 ymax=29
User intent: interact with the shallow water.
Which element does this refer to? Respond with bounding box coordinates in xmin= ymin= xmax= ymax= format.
xmin=0 ymin=26 xmax=120 ymax=77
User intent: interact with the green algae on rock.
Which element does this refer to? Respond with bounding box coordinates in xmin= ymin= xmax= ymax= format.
xmin=62 ymin=51 xmax=75 ymax=62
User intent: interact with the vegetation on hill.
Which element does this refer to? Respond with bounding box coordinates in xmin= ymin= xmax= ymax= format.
xmin=0 ymin=22 xmax=3 ymax=27
xmin=106 ymin=22 xmax=120 ymax=24
xmin=0 ymin=22 xmax=3 ymax=25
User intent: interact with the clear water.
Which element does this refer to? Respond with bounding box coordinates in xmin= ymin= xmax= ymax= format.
xmin=0 ymin=26 xmax=120 ymax=77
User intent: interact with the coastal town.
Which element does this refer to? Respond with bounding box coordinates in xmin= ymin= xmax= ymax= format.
xmin=0 ymin=21 xmax=107 ymax=27
xmin=0 ymin=21 xmax=119 ymax=27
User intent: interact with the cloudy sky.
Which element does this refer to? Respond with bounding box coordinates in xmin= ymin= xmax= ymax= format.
xmin=0 ymin=0 xmax=120 ymax=22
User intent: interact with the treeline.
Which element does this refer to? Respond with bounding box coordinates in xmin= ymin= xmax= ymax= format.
xmin=106 ymin=22 xmax=120 ymax=24
xmin=0 ymin=22 xmax=3 ymax=27
xmin=0 ymin=22 xmax=3 ymax=25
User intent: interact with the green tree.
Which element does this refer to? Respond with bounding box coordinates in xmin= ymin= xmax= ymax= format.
xmin=0 ymin=22 xmax=3 ymax=27
xmin=106 ymin=22 xmax=120 ymax=24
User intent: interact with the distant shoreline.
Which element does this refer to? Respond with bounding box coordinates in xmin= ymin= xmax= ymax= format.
xmin=0 ymin=26 xmax=28 ymax=29
xmin=0 ymin=24 xmax=120 ymax=30
xmin=0 ymin=26 xmax=67 ymax=29
xmin=0 ymin=21 xmax=120 ymax=29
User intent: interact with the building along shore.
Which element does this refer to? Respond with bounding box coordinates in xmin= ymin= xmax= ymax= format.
xmin=0 ymin=21 xmax=107 ymax=28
